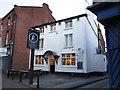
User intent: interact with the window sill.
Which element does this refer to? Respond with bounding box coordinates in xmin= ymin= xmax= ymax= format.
xmin=64 ymin=27 xmax=73 ymax=30
xmin=64 ymin=46 xmax=73 ymax=49
xmin=39 ymin=48 xmax=43 ymax=50
xmin=40 ymin=33 xmax=44 ymax=35
xmin=49 ymin=31 xmax=56 ymax=33
xmin=35 ymin=65 xmax=45 ymax=66
xmin=61 ymin=65 xmax=76 ymax=68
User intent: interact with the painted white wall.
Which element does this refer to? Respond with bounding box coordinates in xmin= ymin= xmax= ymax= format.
xmin=32 ymin=12 xmax=106 ymax=73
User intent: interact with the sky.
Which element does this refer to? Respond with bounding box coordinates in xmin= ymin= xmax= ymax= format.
xmin=0 ymin=0 xmax=93 ymax=20
xmin=0 ymin=0 xmax=106 ymax=43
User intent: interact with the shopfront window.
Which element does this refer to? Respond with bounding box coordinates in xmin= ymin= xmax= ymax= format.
xmin=62 ymin=53 xmax=76 ymax=65
xmin=35 ymin=55 xmax=44 ymax=65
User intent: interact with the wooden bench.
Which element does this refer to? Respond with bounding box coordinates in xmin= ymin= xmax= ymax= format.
xmin=19 ymin=69 xmax=42 ymax=82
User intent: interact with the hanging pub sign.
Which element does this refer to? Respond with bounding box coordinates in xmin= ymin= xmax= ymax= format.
xmin=27 ymin=29 xmax=40 ymax=49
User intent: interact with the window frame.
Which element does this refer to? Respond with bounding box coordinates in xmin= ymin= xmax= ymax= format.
xmin=35 ymin=55 xmax=44 ymax=65
xmin=61 ymin=53 xmax=76 ymax=66
xmin=5 ymin=31 xmax=9 ymax=44
xmin=39 ymin=38 xmax=44 ymax=49
xmin=65 ymin=20 xmax=73 ymax=29
xmin=64 ymin=34 xmax=73 ymax=48
xmin=50 ymin=24 xmax=56 ymax=32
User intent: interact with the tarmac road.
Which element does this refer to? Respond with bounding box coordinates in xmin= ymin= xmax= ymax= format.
xmin=75 ymin=78 xmax=109 ymax=89
xmin=2 ymin=74 xmax=32 ymax=89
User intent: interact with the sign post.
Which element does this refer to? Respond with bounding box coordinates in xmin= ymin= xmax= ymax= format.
xmin=27 ymin=29 xmax=39 ymax=84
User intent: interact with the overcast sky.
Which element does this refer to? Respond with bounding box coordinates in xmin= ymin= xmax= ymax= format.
xmin=0 ymin=0 xmax=106 ymax=42
xmin=0 ymin=0 xmax=93 ymax=20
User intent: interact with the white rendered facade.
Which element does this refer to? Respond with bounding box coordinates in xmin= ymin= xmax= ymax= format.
xmin=30 ymin=13 xmax=107 ymax=73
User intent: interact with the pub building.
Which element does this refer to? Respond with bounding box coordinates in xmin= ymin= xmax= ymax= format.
xmin=30 ymin=12 xmax=107 ymax=73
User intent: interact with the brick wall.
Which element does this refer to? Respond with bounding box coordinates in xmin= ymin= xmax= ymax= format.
xmin=1 ymin=3 xmax=55 ymax=69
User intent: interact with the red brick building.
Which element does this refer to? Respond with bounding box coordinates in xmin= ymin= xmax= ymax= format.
xmin=0 ymin=3 xmax=55 ymax=69
xmin=98 ymin=24 xmax=105 ymax=55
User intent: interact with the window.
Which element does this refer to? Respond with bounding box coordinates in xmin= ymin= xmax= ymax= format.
xmin=39 ymin=38 xmax=44 ymax=49
xmin=77 ymin=62 xmax=83 ymax=69
xmin=65 ymin=34 xmax=73 ymax=47
xmin=50 ymin=24 xmax=56 ymax=32
xmin=62 ymin=53 xmax=76 ymax=65
xmin=0 ymin=23 xmax=3 ymax=30
xmin=65 ymin=20 xmax=73 ymax=29
xmin=39 ymin=27 xmax=44 ymax=34
xmin=35 ymin=55 xmax=44 ymax=65
xmin=8 ymin=17 xmax=11 ymax=25
xmin=6 ymin=31 xmax=9 ymax=44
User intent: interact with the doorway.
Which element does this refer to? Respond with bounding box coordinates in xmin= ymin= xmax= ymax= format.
xmin=48 ymin=55 xmax=55 ymax=73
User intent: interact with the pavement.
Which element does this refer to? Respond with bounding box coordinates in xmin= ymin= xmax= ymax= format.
xmin=1 ymin=72 xmax=109 ymax=89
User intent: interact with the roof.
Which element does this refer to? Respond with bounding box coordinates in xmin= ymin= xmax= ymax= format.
xmin=32 ymin=14 xmax=87 ymax=28
xmin=87 ymin=2 xmax=120 ymax=25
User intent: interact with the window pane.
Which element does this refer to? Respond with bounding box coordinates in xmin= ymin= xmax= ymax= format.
xmin=51 ymin=24 xmax=56 ymax=31
xmin=62 ymin=53 xmax=76 ymax=65
xmin=65 ymin=20 xmax=72 ymax=28
xmin=65 ymin=35 xmax=68 ymax=47
xmin=70 ymin=21 xmax=72 ymax=27
xmin=77 ymin=62 xmax=83 ymax=69
xmin=69 ymin=34 xmax=73 ymax=46
xmin=62 ymin=58 xmax=65 ymax=65
xmin=35 ymin=55 xmax=44 ymax=65
xmin=40 ymin=38 xmax=44 ymax=48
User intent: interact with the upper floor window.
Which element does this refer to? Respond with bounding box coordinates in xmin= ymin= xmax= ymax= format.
xmin=39 ymin=38 xmax=44 ymax=49
xmin=0 ymin=23 xmax=3 ymax=30
xmin=6 ymin=31 xmax=9 ymax=44
xmin=35 ymin=55 xmax=44 ymax=65
xmin=65 ymin=34 xmax=73 ymax=47
xmin=50 ymin=24 xmax=56 ymax=32
xmin=62 ymin=53 xmax=76 ymax=65
xmin=8 ymin=17 xmax=11 ymax=25
xmin=65 ymin=20 xmax=73 ymax=29
xmin=39 ymin=27 xmax=44 ymax=34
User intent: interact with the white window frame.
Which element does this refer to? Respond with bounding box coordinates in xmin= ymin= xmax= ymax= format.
xmin=39 ymin=38 xmax=44 ymax=49
xmin=65 ymin=20 xmax=73 ymax=29
xmin=50 ymin=24 xmax=56 ymax=32
xmin=64 ymin=34 xmax=73 ymax=48
xmin=35 ymin=55 xmax=44 ymax=65
xmin=61 ymin=53 xmax=76 ymax=66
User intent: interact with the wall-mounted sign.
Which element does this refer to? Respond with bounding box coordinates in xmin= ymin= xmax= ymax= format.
xmin=27 ymin=29 xmax=40 ymax=49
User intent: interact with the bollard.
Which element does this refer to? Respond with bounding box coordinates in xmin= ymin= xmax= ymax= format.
xmin=12 ymin=71 xmax=14 ymax=79
xmin=19 ymin=72 xmax=22 ymax=82
xmin=36 ymin=72 xmax=40 ymax=88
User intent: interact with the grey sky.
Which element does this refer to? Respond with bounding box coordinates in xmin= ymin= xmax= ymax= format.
xmin=0 ymin=0 xmax=93 ymax=20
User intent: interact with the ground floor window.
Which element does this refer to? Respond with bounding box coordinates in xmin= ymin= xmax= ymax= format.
xmin=35 ymin=55 xmax=44 ymax=65
xmin=62 ymin=53 xmax=76 ymax=65
xmin=77 ymin=62 xmax=83 ymax=69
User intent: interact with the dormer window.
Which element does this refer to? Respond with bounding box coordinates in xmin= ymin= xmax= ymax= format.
xmin=50 ymin=24 xmax=56 ymax=32
xmin=65 ymin=20 xmax=73 ymax=29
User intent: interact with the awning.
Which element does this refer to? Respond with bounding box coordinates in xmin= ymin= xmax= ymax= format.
xmin=43 ymin=50 xmax=60 ymax=64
